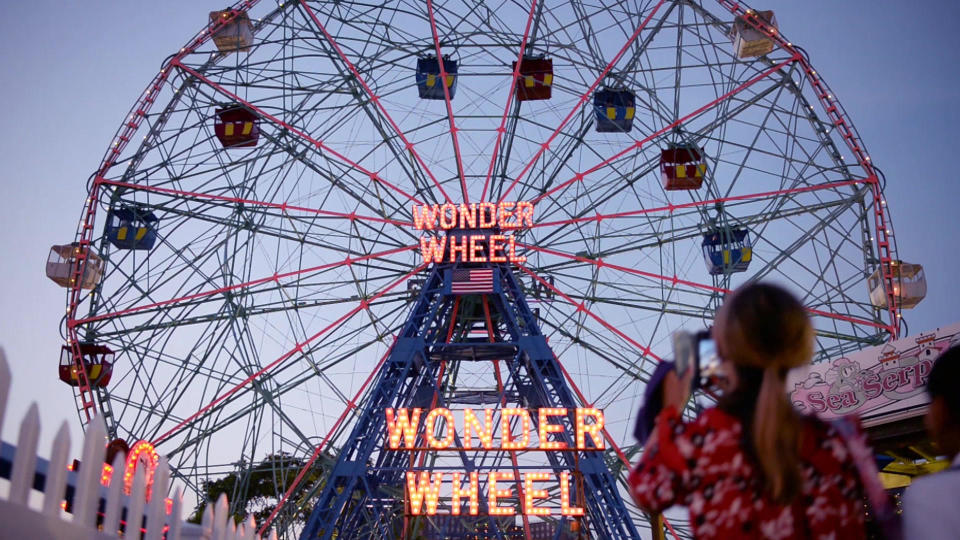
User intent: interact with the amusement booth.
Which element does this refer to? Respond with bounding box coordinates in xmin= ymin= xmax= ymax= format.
xmin=788 ymin=322 xmax=960 ymax=510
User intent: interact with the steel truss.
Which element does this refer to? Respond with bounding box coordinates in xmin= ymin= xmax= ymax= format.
xmin=300 ymin=262 xmax=641 ymax=539
xmin=58 ymin=1 xmax=903 ymax=538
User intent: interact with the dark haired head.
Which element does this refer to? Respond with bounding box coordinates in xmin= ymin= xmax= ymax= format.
xmin=928 ymin=345 xmax=960 ymax=424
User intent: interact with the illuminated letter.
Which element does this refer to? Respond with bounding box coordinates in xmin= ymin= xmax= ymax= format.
xmin=449 ymin=235 xmax=468 ymax=262
xmin=507 ymin=235 xmax=526 ymax=264
xmin=124 ymin=440 xmax=159 ymax=497
xmin=463 ymin=408 xmax=494 ymax=449
xmin=439 ymin=203 xmax=457 ymax=230
xmin=419 ymin=237 xmax=446 ymax=265
xmin=479 ymin=202 xmax=497 ymax=228
xmin=386 ymin=408 xmax=422 ymax=449
xmin=516 ymin=201 xmax=535 ymax=228
xmin=523 ymin=472 xmax=552 ymax=516
xmin=560 ymin=472 xmax=584 ymax=516
xmin=488 ymin=471 xmax=516 ymax=516
xmin=538 ymin=408 xmax=568 ymax=450
xmin=412 ymin=204 xmax=440 ymax=230
xmin=425 ymin=408 xmax=455 ymax=449
xmin=575 ymin=408 xmax=604 ymax=449
xmin=451 ymin=471 xmax=480 ymax=516
xmin=501 ymin=408 xmax=531 ymax=450
xmin=487 ymin=235 xmax=507 ymax=263
xmin=469 ymin=235 xmax=487 ymax=263
xmin=459 ymin=203 xmax=477 ymax=229
xmin=497 ymin=201 xmax=517 ymax=229
xmin=407 ymin=471 xmax=444 ymax=515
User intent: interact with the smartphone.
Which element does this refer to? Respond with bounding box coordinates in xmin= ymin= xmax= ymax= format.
xmin=672 ymin=331 xmax=696 ymax=378
xmin=672 ymin=330 xmax=714 ymax=389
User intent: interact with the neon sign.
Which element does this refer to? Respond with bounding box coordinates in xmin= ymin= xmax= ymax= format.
xmin=96 ymin=440 xmax=161 ymax=499
xmin=412 ymin=202 xmax=533 ymax=264
xmin=385 ymin=407 xmax=604 ymax=517
xmin=124 ymin=440 xmax=161 ymax=498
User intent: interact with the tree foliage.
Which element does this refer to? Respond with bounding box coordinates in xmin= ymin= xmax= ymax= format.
xmin=189 ymin=452 xmax=329 ymax=529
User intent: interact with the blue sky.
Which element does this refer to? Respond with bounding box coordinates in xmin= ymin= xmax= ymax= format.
xmin=0 ymin=0 xmax=957 ymax=451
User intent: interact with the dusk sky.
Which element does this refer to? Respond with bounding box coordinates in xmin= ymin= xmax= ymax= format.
xmin=1 ymin=0 xmax=957 ymax=455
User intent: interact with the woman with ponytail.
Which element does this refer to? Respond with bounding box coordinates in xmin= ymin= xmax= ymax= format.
xmin=629 ymin=283 xmax=868 ymax=539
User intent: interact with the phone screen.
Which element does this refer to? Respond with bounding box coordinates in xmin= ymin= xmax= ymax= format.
xmin=698 ymin=336 xmax=718 ymax=374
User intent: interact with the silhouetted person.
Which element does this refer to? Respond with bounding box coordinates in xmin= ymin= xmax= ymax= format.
xmin=902 ymin=344 xmax=960 ymax=539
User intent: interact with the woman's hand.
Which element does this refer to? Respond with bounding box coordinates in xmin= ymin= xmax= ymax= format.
xmin=662 ymin=365 xmax=695 ymax=413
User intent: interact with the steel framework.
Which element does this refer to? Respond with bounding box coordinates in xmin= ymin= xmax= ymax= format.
xmin=299 ymin=261 xmax=639 ymax=539
xmin=57 ymin=1 xmax=905 ymax=538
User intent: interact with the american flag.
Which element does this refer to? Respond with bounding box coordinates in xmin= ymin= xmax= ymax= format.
xmin=451 ymin=269 xmax=494 ymax=294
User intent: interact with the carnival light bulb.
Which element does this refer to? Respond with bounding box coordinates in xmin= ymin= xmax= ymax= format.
xmin=386 ymin=408 xmax=422 ymax=449
xmin=425 ymin=407 xmax=455 ymax=449
xmin=560 ymin=471 xmax=584 ymax=516
xmin=575 ymin=407 xmax=605 ymax=449
xmin=501 ymin=408 xmax=531 ymax=450
xmin=488 ymin=471 xmax=516 ymax=516
xmin=463 ymin=408 xmax=494 ymax=449
xmin=538 ymin=407 xmax=568 ymax=450
xmin=451 ymin=471 xmax=480 ymax=516
xmin=406 ymin=471 xmax=444 ymax=515
xmin=523 ymin=472 xmax=551 ymax=516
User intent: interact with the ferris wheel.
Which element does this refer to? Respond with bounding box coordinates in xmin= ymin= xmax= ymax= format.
xmin=50 ymin=0 xmax=906 ymax=537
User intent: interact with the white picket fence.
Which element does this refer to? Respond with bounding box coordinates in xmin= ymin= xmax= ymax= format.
xmin=0 ymin=347 xmax=278 ymax=540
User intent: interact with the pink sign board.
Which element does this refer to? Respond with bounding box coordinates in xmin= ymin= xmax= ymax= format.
xmin=788 ymin=322 xmax=960 ymax=424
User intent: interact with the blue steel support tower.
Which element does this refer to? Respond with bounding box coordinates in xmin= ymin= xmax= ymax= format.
xmin=300 ymin=248 xmax=642 ymax=539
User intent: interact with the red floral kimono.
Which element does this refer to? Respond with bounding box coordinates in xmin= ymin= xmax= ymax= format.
xmin=629 ymin=407 xmax=867 ymax=539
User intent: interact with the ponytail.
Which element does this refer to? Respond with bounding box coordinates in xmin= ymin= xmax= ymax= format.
xmin=752 ymin=367 xmax=801 ymax=502
xmin=714 ymin=282 xmax=813 ymax=504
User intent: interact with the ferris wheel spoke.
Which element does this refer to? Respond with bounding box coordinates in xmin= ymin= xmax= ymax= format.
xmin=479 ymin=0 xmax=540 ymax=203
xmin=161 ymin=308 xmax=408 ymax=471
xmin=540 ymin=262 xmax=718 ymax=327
xmin=743 ymin=208 xmax=883 ymax=333
xmin=105 ymin=219 xmax=250 ymax=326
xmin=159 ymin=295 xmax=408 ymax=424
xmin=255 ymin=129 xmax=420 ymax=233
xmin=75 ymin=244 xmax=414 ymax=327
xmin=299 ymin=1 xmax=454 ymax=205
xmin=538 ymin=312 xmax=652 ymax=383
xmin=152 ymin=337 xmax=374 ymax=465
xmin=87 ymin=230 xmax=407 ymax=331
xmin=714 ymin=75 xmax=803 ymax=202
xmin=521 ymin=241 xmax=888 ymax=333
xmin=531 ymin=177 xmax=868 ymax=230
xmin=528 ymin=177 xmax=858 ymax=276
xmin=90 ymin=270 xmax=414 ymax=340
xmin=258 ymin=331 xmax=402 ymax=533
xmin=171 ymin=61 xmax=424 ymax=209
xmin=511 ymin=119 xmax=596 ymax=209
xmin=518 ymin=265 xmax=660 ymax=361
xmin=152 ymin=262 xmax=425 ymax=446
xmin=530 ymin=55 xmax=798 ymax=207
xmin=499 ymin=0 xmax=669 ymax=203
xmin=748 ymin=196 xmax=866 ymax=289
xmin=542 ymin=200 xmax=863 ymax=281
xmin=103 ymin=315 xmax=244 ymax=439
xmin=425 ymin=0 xmax=469 ymax=202
xmin=101 ymin=178 xmax=410 ymax=229
xmin=527 ymin=143 xmax=662 ymax=251
xmin=259 ymin=28 xmax=442 ymax=209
